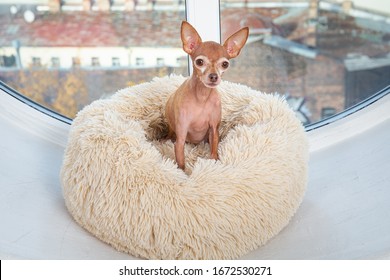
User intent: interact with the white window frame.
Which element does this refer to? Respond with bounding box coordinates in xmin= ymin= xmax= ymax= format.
xmin=185 ymin=0 xmax=221 ymax=74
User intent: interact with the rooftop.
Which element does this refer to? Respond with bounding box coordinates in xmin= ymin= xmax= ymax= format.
xmin=0 ymin=10 xmax=184 ymax=48
xmin=0 ymin=4 xmax=389 ymax=62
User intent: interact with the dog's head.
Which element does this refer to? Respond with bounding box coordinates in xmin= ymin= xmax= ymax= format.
xmin=180 ymin=21 xmax=249 ymax=88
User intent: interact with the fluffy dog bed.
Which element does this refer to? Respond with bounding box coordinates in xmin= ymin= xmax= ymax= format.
xmin=61 ymin=75 xmax=308 ymax=259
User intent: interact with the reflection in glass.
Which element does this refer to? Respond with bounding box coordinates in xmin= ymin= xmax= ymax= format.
xmin=220 ymin=0 xmax=390 ymax=124
xmin=0 ymin=0 xmax=187 ymax=119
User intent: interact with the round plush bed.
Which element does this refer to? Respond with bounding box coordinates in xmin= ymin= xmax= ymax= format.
xmin=60 ymin=75 xmax=309 ymax=259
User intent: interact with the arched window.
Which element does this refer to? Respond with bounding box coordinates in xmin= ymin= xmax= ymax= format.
xmin=0 ymin=0 xmax=389 ymax=126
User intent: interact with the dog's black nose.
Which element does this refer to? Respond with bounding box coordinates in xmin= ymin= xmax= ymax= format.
xmin=209 ymin=73 xmax=218 ymax=83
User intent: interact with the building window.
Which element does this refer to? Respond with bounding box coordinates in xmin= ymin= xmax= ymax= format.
xmin=31 ymin=57 xmax=41 ymax=67
xmin=51 ymin=57 xmax=60 ymax=68
xmin=136 ymin=57 xmax=144 ymax=66
xmin=1 ymin=55 xmax=16 ymax=67
xmin=72 ymin=57 xmax=81 ymax=67
xmin=321 ymin=107 xmax=336 ymax=119
xmin=176 ymin=56 xmax=187 ymax=66
xmin=112 ymin=57 xmax=120 ymax=67
xmin=156 ymin=57 xmax=164 ymax=66
xmin=91 ymin=57 xmax=100 ymax=67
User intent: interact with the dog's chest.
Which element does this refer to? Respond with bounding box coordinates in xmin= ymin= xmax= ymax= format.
xmin=192 ymin=93 xmax=220 ymax=122
xmin=186 ymin=98 xmax=221 ymax=142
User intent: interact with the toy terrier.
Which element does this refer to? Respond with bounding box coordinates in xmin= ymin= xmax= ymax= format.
xmin=165 ymin=21 xmax=249 ymax=170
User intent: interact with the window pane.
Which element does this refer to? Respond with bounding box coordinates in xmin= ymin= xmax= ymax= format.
xmin=220 ymin=0 xmax=390 ymax=125
xmin=0 ymin=0 xmax=187 ymax=119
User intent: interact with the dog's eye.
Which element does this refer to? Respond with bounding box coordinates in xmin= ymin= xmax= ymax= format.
xmin=195 ymin=59 xmax=204 ymax=66
xmin=222 ymin=61 xmax=229 ymax=69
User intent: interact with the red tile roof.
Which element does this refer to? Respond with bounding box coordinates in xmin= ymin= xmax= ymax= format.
xmin=0 ymin=11 xmax=184 ymax=47
xmin=1 ymin=7 xmax=389 ymax=61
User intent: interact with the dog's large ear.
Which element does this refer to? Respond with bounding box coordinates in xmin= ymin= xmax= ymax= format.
xmin=181 ymin=21 xmax=202 ymax=55
xmin=223 ymin=27 xmax=249 ymax=59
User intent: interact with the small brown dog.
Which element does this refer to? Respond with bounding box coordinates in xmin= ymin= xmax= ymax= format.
xmin=165 ymin=21 xmax=249 ymax=170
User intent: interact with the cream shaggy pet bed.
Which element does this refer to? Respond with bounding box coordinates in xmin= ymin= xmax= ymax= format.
xmin=61 ymin=75 xmax=309 ymax=259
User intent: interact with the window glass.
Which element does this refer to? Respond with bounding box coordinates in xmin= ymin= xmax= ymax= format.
xmin=220 ymin=0 xmax=390 ymax=125
xmin=0 ymin=0 xmax=187 ymax=119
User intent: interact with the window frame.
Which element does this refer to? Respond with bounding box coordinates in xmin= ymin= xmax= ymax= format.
xmin=51 ymin=57 xmax=61 ymax=68
xmin=0 ymin=0 xmax=389 ymax=131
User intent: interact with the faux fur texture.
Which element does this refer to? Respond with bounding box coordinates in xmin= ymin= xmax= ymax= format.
xmin=60 ymin=75 xmax=309 ymax=259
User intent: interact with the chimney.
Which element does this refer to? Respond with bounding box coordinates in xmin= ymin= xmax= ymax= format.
xmin=83 ymin=0 xmax=92 ymax=11
xmin=124 ymin=0 xmax=136 ymax=11
xmin=308 ymin=0 xmax=318 ymax=19
xmin=342 ymin=1 xmax=353 ymax=13
xmin=48 ymin=0 xmax=61 ymax=12
xmin=96 ymin=0 xmax=110 ymax=11
xmin=305 ymin=0 xmax=318 ymax=47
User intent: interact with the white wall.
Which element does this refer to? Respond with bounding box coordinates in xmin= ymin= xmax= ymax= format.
xmin=1 ymin=46 xmax=183 ymax=69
